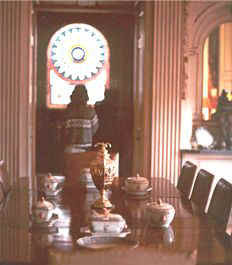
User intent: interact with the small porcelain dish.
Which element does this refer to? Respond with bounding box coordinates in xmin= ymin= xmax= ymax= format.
xmin=32 ymin=197 xmax=56 ymax=224
xmin=124 ymin=174 xmax=149 ymax=194
xmin=77 ymin=236 xmax=125 ymax=250
xmin=77 ymin=236 xmax=137 ymax=250
xmin=146 ymin=199 xmax=175 ymax=228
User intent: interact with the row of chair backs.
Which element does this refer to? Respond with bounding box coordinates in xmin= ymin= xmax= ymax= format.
xmin=177 ymin=161 xmax=232 ymax=229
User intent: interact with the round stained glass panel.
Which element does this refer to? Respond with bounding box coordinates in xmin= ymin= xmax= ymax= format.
xmin=48 ymin=23 xmax=109 ymax=83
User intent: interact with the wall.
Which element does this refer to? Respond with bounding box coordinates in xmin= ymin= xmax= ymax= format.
xmin=0 ymin=1 xmax=33 ymax=183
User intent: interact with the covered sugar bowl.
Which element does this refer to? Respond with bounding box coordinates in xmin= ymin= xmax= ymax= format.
xmin=125 ymin=174 xmax=149 ymax=193
xmin=32 ymin=197 xmax=55 ymax=224
xmin=146 ymin=199 xmax=175 ymax=228
xmin=43 ymin=173 xmax=59 ymax=193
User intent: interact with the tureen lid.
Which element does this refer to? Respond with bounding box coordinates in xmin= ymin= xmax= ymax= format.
xmin=126 ymin=174 xmax=148 ymax=184
xmin=91 ymin=212 xmax=125 ymax=223
xmin=147 ymin=198 xmax=174 ymax=212
xmin=34 ymin=197 xmax=54 ymax=210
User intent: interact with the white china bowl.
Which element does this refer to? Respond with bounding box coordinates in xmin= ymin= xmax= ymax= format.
xmin=146 ymin=200 xmax=175 ymax=228
xmin=125 ymin=175 xmax=149 ymax=193
xmin=32 ymin=198 xmax=55 ymax=224
xmin=42 ymin=174 xmax=61 ymax=193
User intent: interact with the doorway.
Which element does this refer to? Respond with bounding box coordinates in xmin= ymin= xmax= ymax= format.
xmin=36 ymin=10 xmax=135 ymax=178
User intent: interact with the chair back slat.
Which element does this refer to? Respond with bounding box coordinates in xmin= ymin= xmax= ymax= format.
xmin=177 ymin=161 xmax=197 ymax=199
xmin=191 ymin=169 xmax=214 ymax=213
xmin=208 ymin=178 xmax=232 ymax=230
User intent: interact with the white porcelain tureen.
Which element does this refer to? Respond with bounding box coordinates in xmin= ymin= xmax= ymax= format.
xmin=32 ymin=197 xmax=55 ymax=224
xmin=146 ymin=199 xmax=175 ymax=228
xmin=43 ymin=173 xmax=59 ymax=193
xmin=125 ymin=174 xmax=149 ymax=193
xmin=90 ymin=211 xmax=127 ymax=234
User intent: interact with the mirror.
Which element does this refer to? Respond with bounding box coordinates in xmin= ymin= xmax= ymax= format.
xmin=202 ymin=22 xmax=232 ymax=121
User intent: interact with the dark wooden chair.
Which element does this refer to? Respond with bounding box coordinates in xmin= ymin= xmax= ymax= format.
xmin=191 ymin=169 xmax=214 ymax=214
xmin=177 ymin=161 xmax=197 ymax=199
xmin=207 ymin=178 xmax=232 ymax=231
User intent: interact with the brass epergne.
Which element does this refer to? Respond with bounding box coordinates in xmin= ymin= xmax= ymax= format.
xmin=90 ymin=142 xmax=117 ymax=215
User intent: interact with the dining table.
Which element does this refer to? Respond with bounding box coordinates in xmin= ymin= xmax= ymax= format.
xmin=0 ymin=176 xmax=231 ymax=265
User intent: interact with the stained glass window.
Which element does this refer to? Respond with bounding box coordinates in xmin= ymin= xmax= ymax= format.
xmin=47 ymin=23 xmax=110 ymax=108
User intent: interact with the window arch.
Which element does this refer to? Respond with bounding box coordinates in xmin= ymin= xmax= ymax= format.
xmin=47 ymin=23 xmax=110 ymax=108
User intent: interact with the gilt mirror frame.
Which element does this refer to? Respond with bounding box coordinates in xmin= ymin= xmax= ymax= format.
xmin=185 ymin=2 xmax=232 ymax=134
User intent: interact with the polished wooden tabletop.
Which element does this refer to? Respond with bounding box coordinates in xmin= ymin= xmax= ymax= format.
xmin=0 ymin=177 xmax=231 ymax=265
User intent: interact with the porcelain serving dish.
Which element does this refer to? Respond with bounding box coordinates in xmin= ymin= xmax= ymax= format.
xmin=124 ymin=174 xmax=149 ymax=193
xmin=146 ymin=199 xmax=175 ymax=228
xmin=77 ymin=236 xmax=137 ymax=250
xmin=77 ymin=236 xmax=125 ymax=250
xmin=90 ymin=211 xmax=127 ymax=234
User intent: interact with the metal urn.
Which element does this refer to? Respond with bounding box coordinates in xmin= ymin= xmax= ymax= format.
xmin=90 ymin=143 xmax=118 ymax=215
